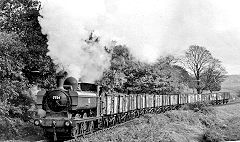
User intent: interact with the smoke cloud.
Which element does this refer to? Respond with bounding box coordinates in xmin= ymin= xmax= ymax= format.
xmin=39 ymin=0 xmax=178 ymax=82
xmin=39 ymin=0 xmax=111 ymax=82
xmin=39 ymin=0 xmax=240 ymax=81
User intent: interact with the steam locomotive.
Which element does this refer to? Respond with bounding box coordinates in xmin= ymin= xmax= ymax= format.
xmin=34 ymin=73 xmax=230 ymax=141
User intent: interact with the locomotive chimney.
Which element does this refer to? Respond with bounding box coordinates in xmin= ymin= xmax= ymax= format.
xmin=56 ymin=71 xmax=67 ymax=90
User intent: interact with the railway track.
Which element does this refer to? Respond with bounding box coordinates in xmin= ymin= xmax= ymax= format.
xmin=214 ymin=100 xmax=240 ymax=107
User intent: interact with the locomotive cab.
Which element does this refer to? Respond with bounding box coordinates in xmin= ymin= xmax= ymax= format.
xmin=62 ymin=77 xmax=101 ymax=118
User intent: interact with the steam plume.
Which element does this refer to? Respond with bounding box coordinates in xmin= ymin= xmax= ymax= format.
xmin=39 ymin=0 xmax=111 ymax=82
xmin=39 ymin=0 xmax=179 ymax=82
xmin=39 ymin=0 xmax=240 ymax=80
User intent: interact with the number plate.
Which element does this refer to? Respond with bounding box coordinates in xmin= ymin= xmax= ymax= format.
xmin=53 ymin=96 xmax=61 ymax=99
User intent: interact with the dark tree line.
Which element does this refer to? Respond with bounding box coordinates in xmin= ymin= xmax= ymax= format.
xmin=0 ymin=0 xmax=56 ymax=86
xmin=0 ymin=0 xmax=56 ymax=139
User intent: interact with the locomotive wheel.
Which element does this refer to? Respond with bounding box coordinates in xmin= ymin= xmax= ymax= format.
xmin=72 ymin=125 xmax=79 ymax=139
xmin=102 ymin=117 xmax=107 ymax=128
xmin=117 ymin=115 xmax=121 ymax=124
xmin=105 ymin=117 xmax=109 ymax=128
xmin=97 ymin=119 xmax=103 ymax=130
xmin=89 ymin=121 xmax=94 ymax=133
xmin=80 ymin=122 xmax=86 ymax=135
xmin=83 ymin=121 xmax=87 ymax=131
xmin=113 ymin=117 xmax=117 ymax=126
xmin=136 ymin=111 xmax=140 ymax=118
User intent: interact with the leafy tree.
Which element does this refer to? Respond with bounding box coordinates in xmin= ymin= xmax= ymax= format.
xmin=0 ymin=32 xmax=34 ymax=121
xmin=0 ymin=32 xmax=26 ymax=81
xmin=183 ymin=45 xmax=213 ymax=94
xmin=152 ymin=57 xmax=189 ymax=94
xmin=123 ymin=61 xmax=149 ymax=93
xmin=201 ymin=59 xmax=227 ymax=92
xmin=172 ymin=65 xmax=192 ymax=86
xmin=100 ymin=48 xmax=186 ymax=95
xmin=0 ymin=0 xmax=56 ymax=88
xmin=99 ymin=45 xmax=131 ymax=93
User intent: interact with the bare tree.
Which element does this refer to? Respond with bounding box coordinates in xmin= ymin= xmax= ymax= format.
xmin=184 ymin=45 xmax=213 ymax=94
xmin=201 ymin=59 xmax=227 ymax=93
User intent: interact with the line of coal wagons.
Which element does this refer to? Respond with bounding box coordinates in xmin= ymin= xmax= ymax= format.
xmin=99 ymin=92 xmax=230 ymax=120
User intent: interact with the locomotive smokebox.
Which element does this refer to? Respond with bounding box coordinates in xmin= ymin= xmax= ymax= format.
xmin=56 ymin=71 xmax=67 ymax=90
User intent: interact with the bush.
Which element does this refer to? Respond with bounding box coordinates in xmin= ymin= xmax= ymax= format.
xmin=156 ymin=130 xmax=188 ymax=142
xmin=200 ymin=116 xmax=240 ymax=141
xmin=181 ymin=101 xmax=215 ymax=115
xmin=202 ymin=129 xmax=224 ymax=142
xmin=0 ymin=116 xmax=44 ymax=141
xmin=221 ymin=117 xmax=240 ymax=141
xmin=19 ymin=122 xmax=44 ymax=141
xmin=164 ymin=110 xmax=200 ymax=125
xmin=0 ymin=116 xmax=19 ymax=140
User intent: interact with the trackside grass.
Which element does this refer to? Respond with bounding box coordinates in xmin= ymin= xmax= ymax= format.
xmin=81 ymin=102 xmax=240 ymax=142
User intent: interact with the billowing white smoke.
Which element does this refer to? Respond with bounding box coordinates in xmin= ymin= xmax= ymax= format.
xmin=39 ymin=0 xmax=111 ymax=82
xmin=39 ymin=0 xmax=178 ymax=82
xmin=39 ymin=0 xmax=240 ymax=81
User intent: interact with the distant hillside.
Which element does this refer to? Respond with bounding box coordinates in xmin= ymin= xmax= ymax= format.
xmin=222 ymin=75 xmax=240 ymax=89
xmin=221 ymin=75 xmax=240 ymax=98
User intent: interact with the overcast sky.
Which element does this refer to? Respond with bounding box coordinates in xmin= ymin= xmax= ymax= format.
xmin=41 ymin=0 xmax=240 ymax=75
xmin=161 ymin=0 xmax=240 ymax=75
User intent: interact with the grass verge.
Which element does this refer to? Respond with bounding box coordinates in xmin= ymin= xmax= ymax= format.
xmin=83 ymin=102 xmax=240 ymax=142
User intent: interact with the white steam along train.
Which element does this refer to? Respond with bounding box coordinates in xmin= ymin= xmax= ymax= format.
xmin=34 ymin=73 xmax=230 ymax=141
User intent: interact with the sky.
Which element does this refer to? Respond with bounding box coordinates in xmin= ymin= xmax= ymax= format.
xmin=40 ymin=0 xmax=240 ymax=77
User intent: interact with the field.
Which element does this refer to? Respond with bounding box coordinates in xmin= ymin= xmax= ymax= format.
xmin=221 ymin=75 xmax=240 ymax=99
xmin=215 ymin=102 xmax=240 ymax=120
xmin=214 ymin=103 xmax=240 ymax=142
